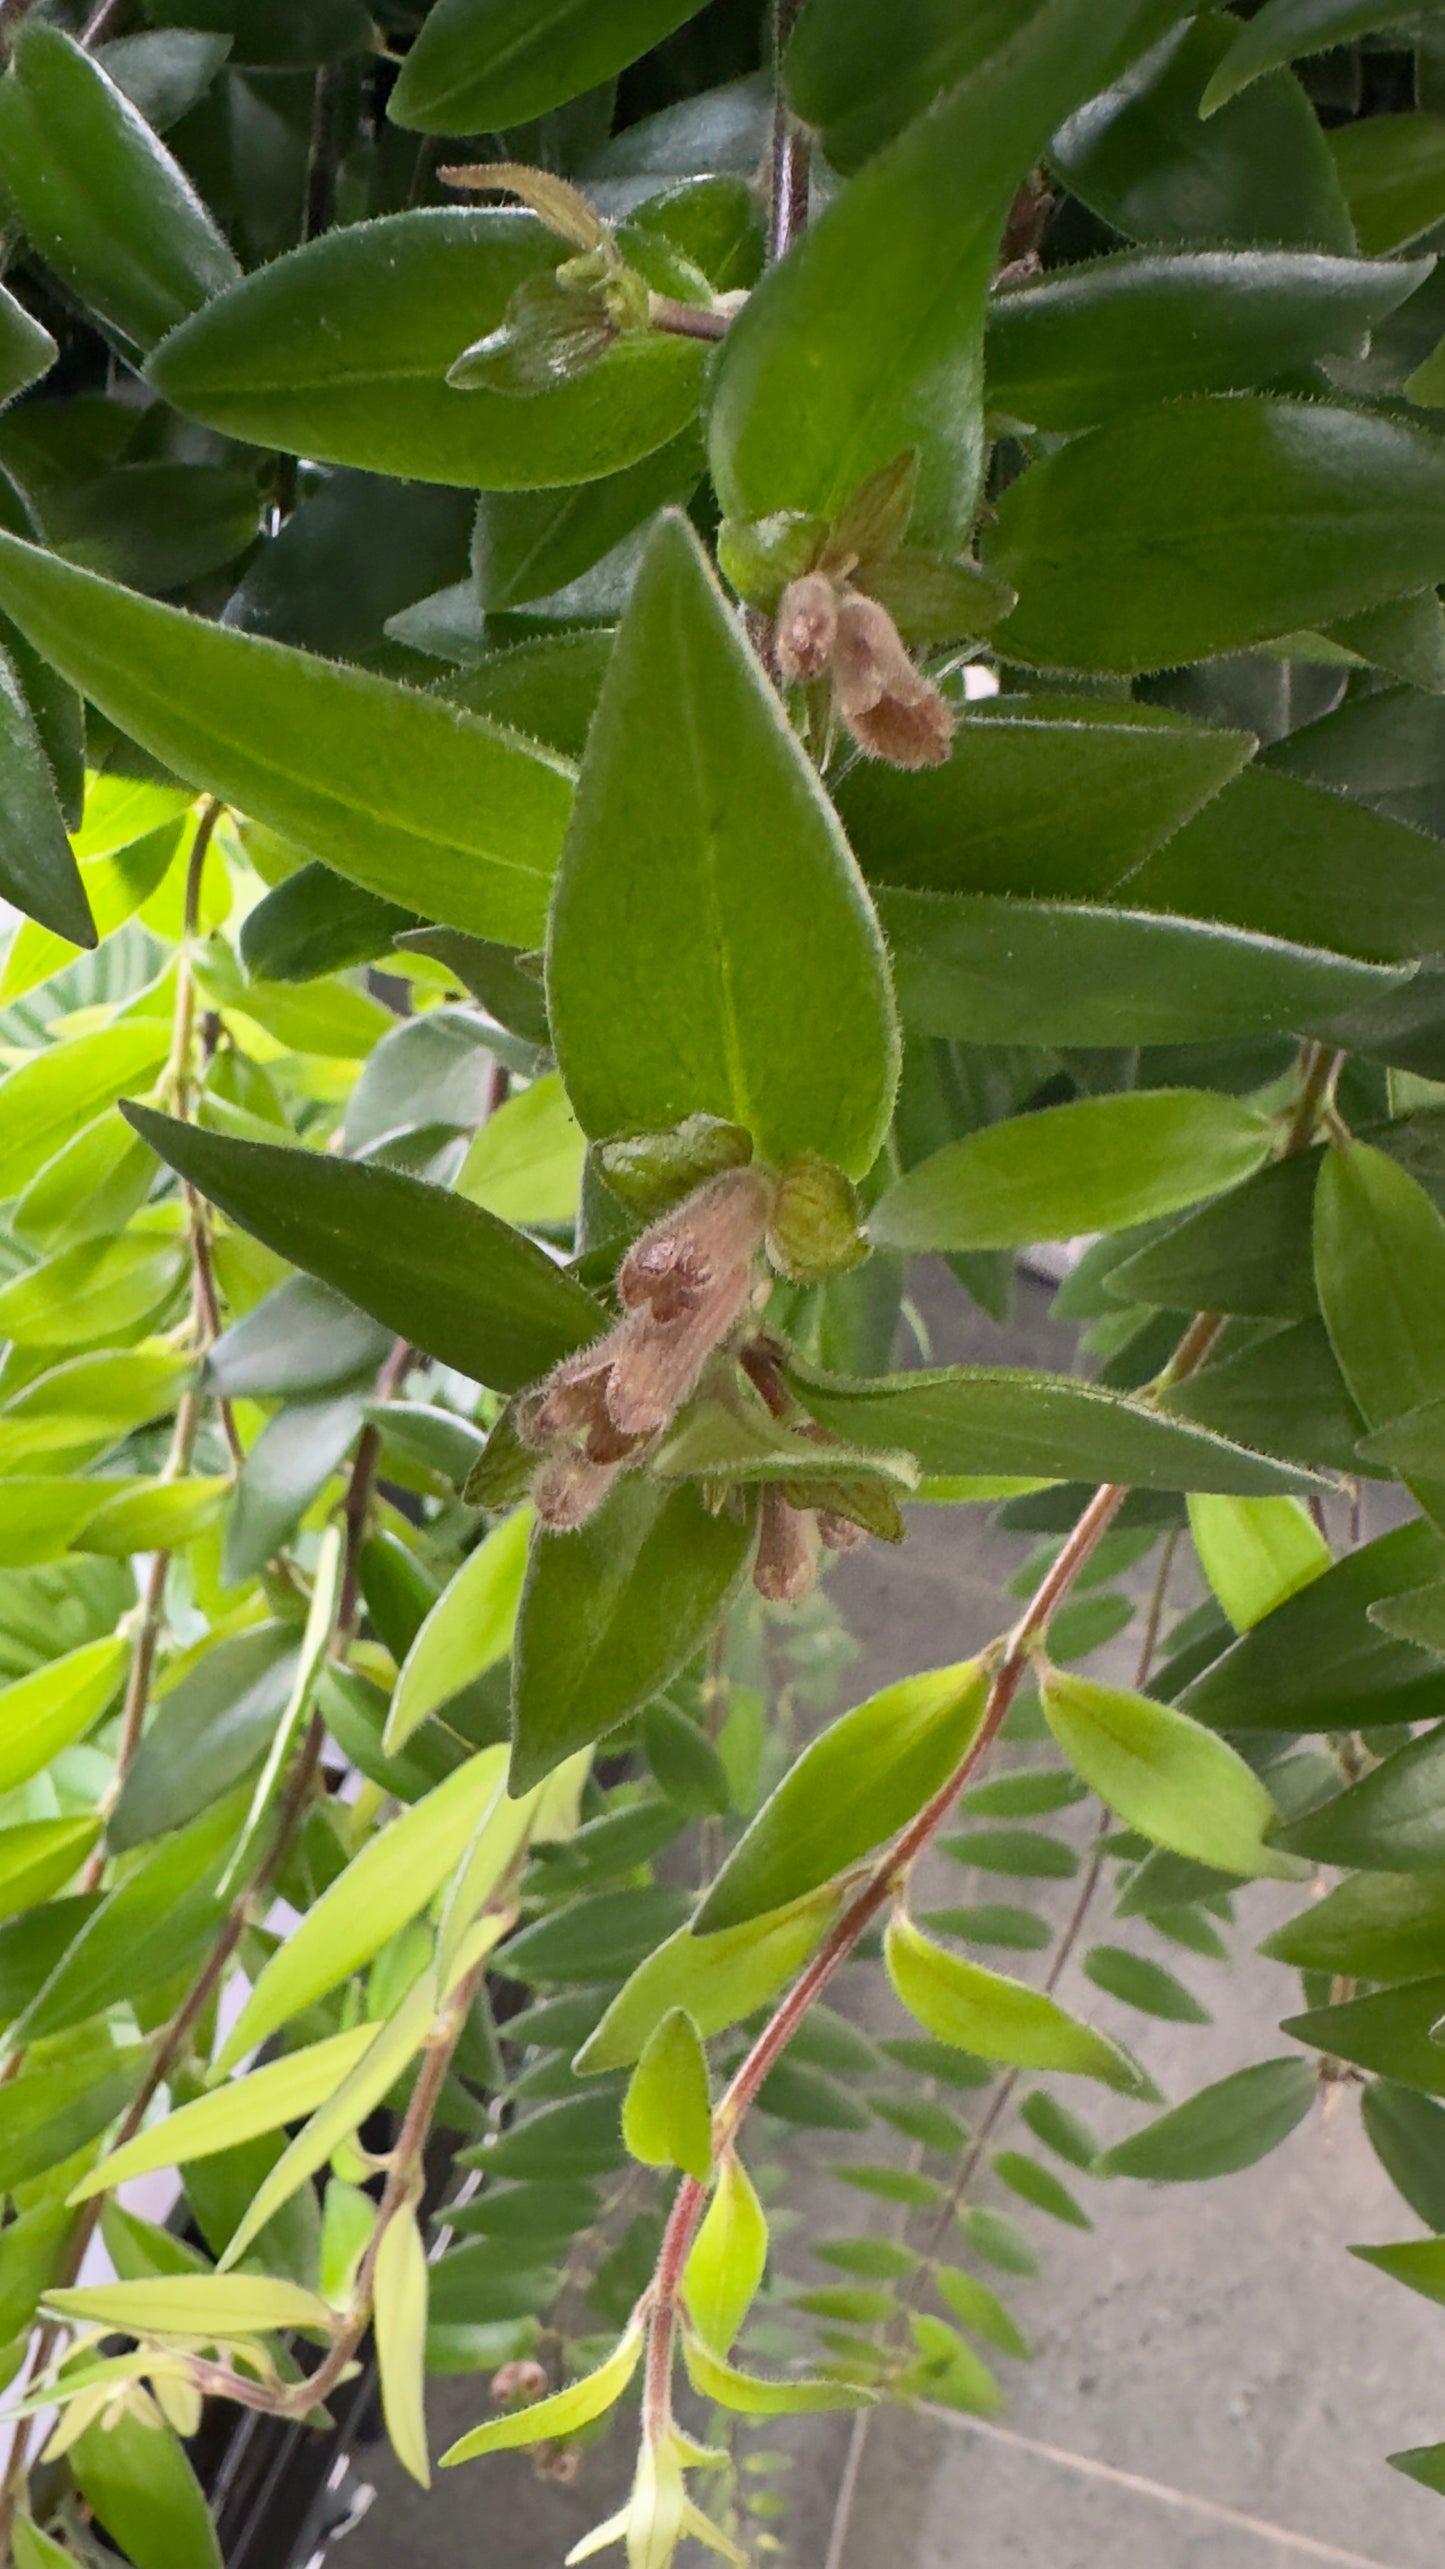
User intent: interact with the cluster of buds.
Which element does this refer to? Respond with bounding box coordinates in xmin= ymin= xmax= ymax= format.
xmin=775 ymin=569 xmax=954 ymax=769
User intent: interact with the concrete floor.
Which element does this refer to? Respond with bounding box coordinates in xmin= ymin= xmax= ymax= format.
xmin=342 ymin=1267 xmax=1445 ymax=2569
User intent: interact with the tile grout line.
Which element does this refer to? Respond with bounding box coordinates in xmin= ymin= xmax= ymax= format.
xmin=920 ymin=2411 xmax=1409 ymax=2569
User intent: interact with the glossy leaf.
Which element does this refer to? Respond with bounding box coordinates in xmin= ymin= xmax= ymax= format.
xmin=877 ymin=891 xmax=1402 ymax=1049
xmin=574 ymin=1893 xmax=839 ymax=2074
xmin=0 ymin=25 xmax=238 ymax=356
xmin=0 ymin=534 xmax=573 ymax=943
xmin=622 ymin=2007 xmax=711 ymax=2179
xmin=374 ymin=2205 xmax=431 ymax=2488
xmin=440 ymin=2322 xmax=643 ymax=2462
xmin=870 ymin=1091 xmax=1273 ymax=1254
xmin=129 ymin=1109 xmax=602 ymax=1392
xmin=510 ymin=1477 xmax=756 ymax=1794
xmin=148 ymin=211 xmax=706 ymax=491
xmin=1203 ymin=1 xmax=1438 ymax=110
xmin=1097 ymin=2058 xmax=1317 ymax=2180
xmin=683 ymin=2150 xmax=767 ymax=2351
xmin=1284 ymin=1979 xmax=1445 ymax=2097
xmin=1272 ymin=1723 xmax=1445 ymax=1873
xmin=697 ymin=1659 xmax=988 ymax=1934
xmin=985 ymin=401 xmax=1445 ymax=675
xmin=110 ymin=1623 xmax=300 ymax=1851
xmin=1180 ymin=1519 xmax=1445 ymax=1733
xmin=1040 ymin=1667 xmax=1296 ymax=1879
xmin=391 ymin=0 xmax=704 ymax=132
xmin=1185 ymin=1494 xmax=1330 ymax=1633
xmin=387 ymin=1506 xmax=532 ymax=1753
xmin=215 ymin=1750 xmax=508 ymax=2072
xmin=884 ymin=1913 xmax=1148 ymax=2092
xmin=548 ymin=514 xmax=896 ymax=1176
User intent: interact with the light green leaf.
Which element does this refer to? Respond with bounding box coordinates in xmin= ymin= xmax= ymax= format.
xmin=0 ymin=1022 xmax=170 ymax=1203
xmin=510 ymin=1477 xmax=756 ymax=1795
xmin=1354 ymin=2238 xmax=1445 ymax=2308
xmin=0 ymin=533 xmax=572 ymax=943
xmin=214 ymin=1749 xmax=508 ymax=2073
xmin=390 ymin=0 xmax=704 ymax=130
xmin=574 ymin=1893 xmax=839 ymax=2074
xmin=45 ymin=2273 xmax=334 ymax=2338
xmin=0 ymin=24 xmax=239 ymax=356
xmin=696 ymin=1659 xmax=989 ymax=1934
xmin=1186 ymin=1494 xmax=1331 ymax=1634
xmin=985 ymin=401 xmax=1445 ymax=674
xmin=0 ymin=1635 xmax=127 ymax=1794
xmin=69 ymin=2025 xmax=379 ymax=2201
xmin=548 ymin=513 xmax=897 ymax=1178
xmin=219 ymin=1523 xmax=343 ymax=1894
xmin=129 ymin=1108 xmax=602 ymax=1392
xmin=622 ymin=2007 xmax=712 ymax=2179
xmin=456 ymin=1076 xmax=584 ymax=1230
xmin=440 ymin=2321 xmax=644 ymax=2463
xmin=387 ymin=1505 xmax=532 ymax=1753
xmin=869 ymin=1091 xmax=1273 ymax=1254
xmin=1040 ymin=1666 xmax=1296 ymax=1879
xmin=80 ymin=1476 xmax=229 ymax=1558
xmin=934 ymin=2267 xmax=1031 ymax=2358
xmin=0 ymin=1816 xmax=101 ymax=1924
xmin=374 ymin=2204 xmax=431 ymax=2487
xmin=885 ymin=1912 xmax=1149 ymax=2092
xmin=1096 ymin=2058 xmax=1317 ymax=2180
xmin=680 ymin=2332 xmax=875 ymax=2415
xmin=148 ymin=211 xmax=706 ymax=492
xmin=12 ymin=2513 xmax=79 ymax=2569
xmin=683 ymin=2149 xmax=767 ymax=2351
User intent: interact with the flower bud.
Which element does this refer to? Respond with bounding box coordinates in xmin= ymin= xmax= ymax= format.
xmin=753 ymin=1485 xmax=820 ymax=1602
xmin=600 ymin=1114 xmax=753 ymax=1222
xmin=448 ymin=271 xmax=617 ymax=395
xmin=831 ymin=591 xmax=953 ymax=769
xmin=775 ymin=572 xmax=839 ymax=682
xmin=818 ymin=1509 xmax=869 ymax=1553
xmin=491 ymin=2357 xmax=550 ymax=2408
xmin=766 ymin=1153 xmax=868 ymax=1283
xmin=533 ymin=1447 xmax=621 ymax=1529
xmin=618 ymin=1169 xmax=773 ymax=1318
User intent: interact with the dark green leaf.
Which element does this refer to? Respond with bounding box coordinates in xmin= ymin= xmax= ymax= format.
xmin=0 ymin=25 xmax=239 ymax=355
xmin=1202 ymin=1 xmax=1438 ymax=111
xmin=985 ymin=401 xmax=1445 ymax=675
xmin=1162 ymin=1316 xmax=1368 ymax=1480
xmin=1180 ymin=1520 xmax=1445 ymax=1732
xmin=921 ymin=1904 xmax=1052 ymax=1951
xmin=0 ymin=640 xmax=93 ymax=947
xmin=1097 ymin=2058 xmax=1316 ymax=2180
xmin=127 ymin=1107 xmax=603 ymax=1391
xmin=511 ymin=1477 xmax=755 ymax=1792
xmin=504 ymin=1887 xmax=692 ymax=1986
xmin=1361 ymin=2080 xmax=1445 ymax=2230
xmin=1019 ymin=2091 xmax=1100 ymax=2172
xmin=1083 ymin=1945 xmax=1209 ymax=2024
xmin=1283 ymin=1977 xmax=1445 ymax=2095
xmin=96 ymin=28 xmax=233 ymax=130
xmin=1315 ymin=1141 xmax=1445 ymax=1526
xmin=148 ymin=211 xmax=707 ymax=491
xmin=143 ymin=0 xmax=370 ymax=63
xmin=224 ymin=1392 xmax=362 ymax=1585
xmin=70 ymin=2406 xmax=221 ymax=2569
xmin=1109 ymin=1155 xmax=1319 ymax=1320
xmin=110 ymin=1624 xmax=300 ymax=1852
xmin=0 ymin=2042 xmax=148 ymax=2194
xmin=241 ymin=866 xmax=418 ymax=985
xmin=1332 ymin=114 xmax=1445 ymax=256
xmin=939 ymin=1829 xmax=1078 ymax=1880
xmin=1263 ymin=1874 xmax=1445 ymax=1983
xmin=208 ymin=1275 xmax=391 ymax=1400
xmin=0 ymin=531 xmax=572 ymax=944
xmin=1273 ymin=1722 xmax=1445 ymax=1872
xmin=473 ymin=429 xmax=703 ymax=612
xmin=390 ymin=0 xmax=703 ymax=130
xmin=993 ymin=2149 xmax=1091 ymax=2228
xmin=548 ymin=514 xmax=897 ymax=1178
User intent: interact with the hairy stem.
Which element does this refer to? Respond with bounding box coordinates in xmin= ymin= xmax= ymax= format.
xmin=768 ymin=0 xmax=811 ymax=265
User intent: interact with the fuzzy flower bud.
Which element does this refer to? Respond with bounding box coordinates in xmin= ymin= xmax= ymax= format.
xmin=533 ymin=1447 xmax=623 ymax=1529
xmin=492 ymin=2358 xmax=550 ymax=2408
xmin=831 ymin=591 xmax=953 ymax=768
xmin=753 ymin=1484 xmax=821 ymax=1603
xmin=775 ymin=571 xmax=839 ymax=681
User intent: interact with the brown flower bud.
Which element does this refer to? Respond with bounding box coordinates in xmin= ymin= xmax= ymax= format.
xmin=753 ymin=1485 xmax=820 ymax=1602
xmin=533 ymin=1446 xmax=620 ymax=1529
xmin=775 ymin=571 xmax=840 ymax=681
xmin=619 ymin=1169 xmax=773 ymax=1317
xmin=605 ymin=1262 xmax=756 ymax=1435
xmin=818 ymin=1510 xmax=869 ymax=1553
xmin=530 ymin=1344 xmax=617 ymax=1445
xmin=831 ymin=591 xmax=953 ymax=769
xmin=491 ymin=2358 xmax=549 ymax=2408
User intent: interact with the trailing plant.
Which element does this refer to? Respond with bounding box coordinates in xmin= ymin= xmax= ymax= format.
xmin=9 ymin=0 xmax=1445 ymax=2562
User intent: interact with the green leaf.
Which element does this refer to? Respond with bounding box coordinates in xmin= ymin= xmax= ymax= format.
xmin=548 ymin=514 xmax=896 ymax=1178
xmin=643 ymin=1701 xmax=732 ymax=1817
xmin=387 ymin=1506 xmax=531 ymax=1753
xmin=224 ymin=1392 xmax=362 ymax=1587
xmin=1108 ymin=1155 xmax=1319 ymax=1322
xmin=1264 ymin=1876 xmax=1445 ymax=1985
xmin=1283 ymin=1978 xmax=1445 ymax=2096
xmin=1203 ymin=1 xmax=1437 ymax=111
xmin=0 ymin=2040 xmax=147 ymax=2194
xmin=1185 ymin=1494 xmax=1330 ymax=1633
xmin=922 ymin=1903 xmax=1051 ymax=1950
xmin=683 ymin=2149 xmax=766 ymax=2350
xmin=46 ymin=2271 xmax=334 ymax=2338
xmin=960 ymin=2205 xmax=1037 ymax=2273
xmin=13 ymin=1793 xmax=246 ymax=2047
xmin=870 ymin=1091 xmax=1273 ymax=1255
xmin=790 ymin=1362 xmax=1325 ymax=1496
xmin=241 ymin=865 xmax=418 ymax=986
xmin=69 ymin=2025 xmax=378 ymax=2201
xmin=12 ymin=2514 xmax=77 ymax=2569
xmin=993 ymin=2149 xmax=1091 ymax=2228
xmin=0 ymin=534 xmax=573 ymax=943
xmin=1082 ymin=1945 xmax=1209 ymax=2024
xmin=391 ymin=0 xmax=705 ymax=131
xmin=622 ymin=2007 xmax=712 ymax=2179
xmin=0 ymin=1022 xmax=170 ymax=1203
xmin=1315 ymin=1140 xmax=1445 ymax=1524
xmin=0 ymin=643 xmax=93 ymax=949
xmin=1272 ymin=1723 xmax=1445 ymax=1873
xmin=1389 ymin=2444 xmax=1445 ymax=2498
xmin=440 ymin=2321 xmax=643 ymax=2462
xmin=712 ymin=0 xmax=1174 ymax=548
xmin=934 ymin=2266 xmax=1030 ymax=2358
xmin=148 ymin=211 xmax=706 ymax=491
xmin=127 ymin=1108 xmax=602 ymax=1392
xmin=0 ymin=1635 xmax=126 ymax=1794
xmin=1331 ymin=114 xmax=1445 ymax=256
xmin=1051 ymin=17 xmax=1354 ymax=254
xmin=838 ymin=698 xmax=1253 ymax=902
xmin=1179 ymin=1519 xmax=1445 ymax=1733
xmin=884 ymin=1912 xmax=1148 ymax=2092
xmin=877 ymin=891 xmax=1403 ymax=1049
xmin=0 ymin=1816 xmax=101 ymax=1924
xmin=1039 ymin=1666 xmax=1296 ymax=1880
xmin=456 ymin=1076 xmax=585 ymax=1231
xmin=1361 ymin=2081 xmax=1445 ymax=2230
xmin=681 ymin=2332 xmax=873 ymax=2416
xmin=696 ymin=1659 xmax=989 ymax=1934
xmin=510 ymin=1477 xmax=756 ymax=1794
xmin=503 ymin=1884 xmax=690 ymax=1985
xmin=1019 ymin=2091 xmax=1100 ymax=2173
xmin=1097 ymin=2058 xmax=1317 ymax=2180
xmin=938 ymin=1828 xmax=1078 ymax=1880
xmin=0 ymin=25 xmax=238 ymax=356
xmin=110 ymin=1623 xmax=300 ymax=1851
xmin=984 ymin=401 xmax=1445 ymax=675
xmin=574 ymin=1893 xmax=839 ymax=2074
xmin=986 ymin=249 xmax=1430 ymax=430
xmin=70 ymin=2406 xmax=221 ymax=2569
xmin=648 ymin=1400 xmax=914 ymax=1496
xmin=374 ymin=2204 xmax=431 ymax=2487
xmin=214 ymin=1749 xmax=508 ymax=2072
